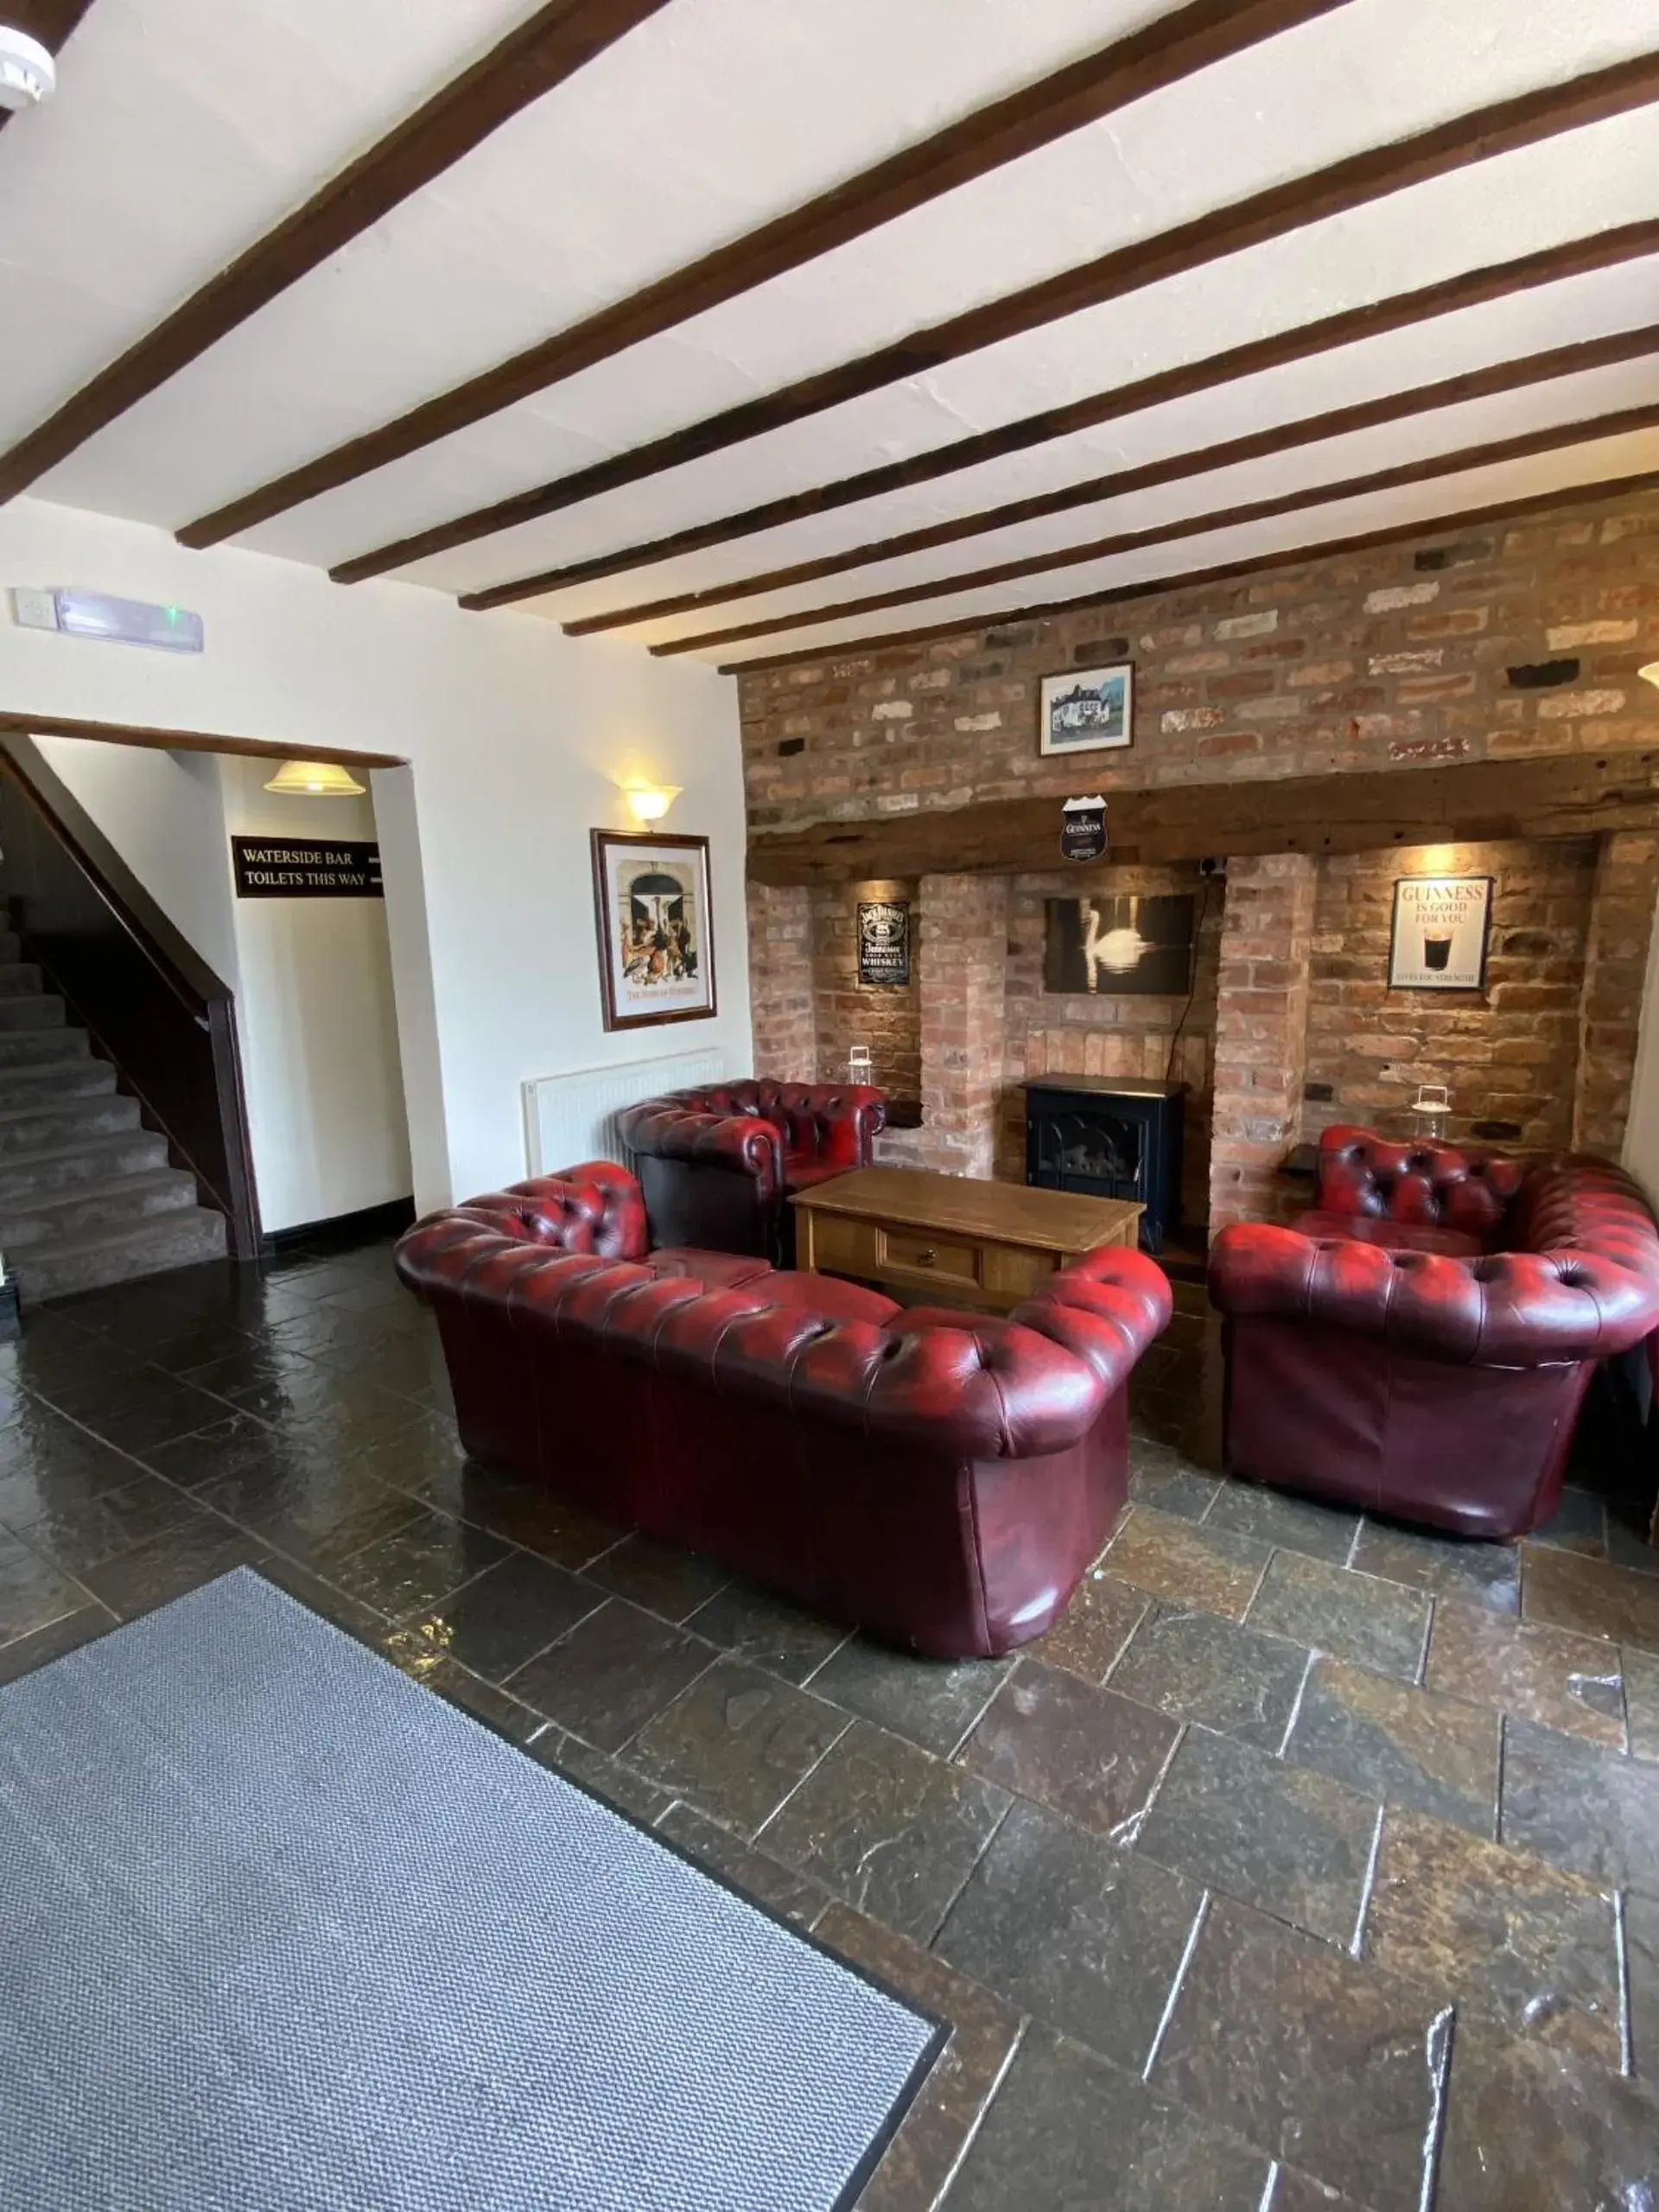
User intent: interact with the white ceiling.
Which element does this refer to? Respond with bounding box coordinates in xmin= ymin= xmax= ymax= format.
xmin=2 ymin=0 xmax=1656 ymax=668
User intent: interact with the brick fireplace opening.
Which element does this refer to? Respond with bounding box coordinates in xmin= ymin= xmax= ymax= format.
xmin=744 ymin=483 xmax=1659 ymax=1245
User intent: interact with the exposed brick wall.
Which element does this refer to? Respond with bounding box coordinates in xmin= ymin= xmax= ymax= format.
xmin=745 ymin=881 xmax=815 ymax=1081
xmin=742 ymin=483 xmax=1659 ymax=1213
xmin=809 ymin=877 xmax=920 ymax=1103
xmin=1303 ymin=840 xmax=1597 ymax=1155
xmin=741 ymin=484 xmax=1659 ymax=830
xmin=998 ymin=861 xmax=1221 ymax=1226
xmin=1575 ymin=832 xmax=1659 ymax=1158
xmin=910 ymin=873 xmax=1007 ymax=1179
xmin=1209 ymin=855 xmax=1317 ymax=1231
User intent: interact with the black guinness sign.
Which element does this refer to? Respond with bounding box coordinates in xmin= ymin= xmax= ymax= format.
xmin=1060 ymin=796 xmax=1108 ymax=862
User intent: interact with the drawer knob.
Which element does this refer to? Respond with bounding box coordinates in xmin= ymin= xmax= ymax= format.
xmin=917 ymin=1248 xmax=937 ymax=1266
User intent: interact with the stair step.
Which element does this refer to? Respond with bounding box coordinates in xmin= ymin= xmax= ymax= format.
xmin=0 ymin=993 xmax=65 ymax=1033
xmin=13 ymin=1206 xmax=228 ymax=1304
xmin=0 ymin=1166 xmax=201 ymax=1251
xmin=0 ymin=963 xmax=42 ymax=997
xmin=0 ymin=1092 xmax=140 ymax=1157
xmin=0 ymin=1027 xmax=88 ymax=1068
xmin=0 ymin=1130 xmax=169 ymax=1202
xmin=0 ymin=1058 xmax=117 ymax=1110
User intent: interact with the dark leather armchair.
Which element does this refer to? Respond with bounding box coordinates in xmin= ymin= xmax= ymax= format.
xmin=618 ymin=1078 xmax=887 ymax=1261
xmin=1210 ymin=1155 xmax=1659 ymax=1539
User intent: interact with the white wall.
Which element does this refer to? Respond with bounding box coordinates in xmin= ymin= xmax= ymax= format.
xmin=33 ymin=734 xmax=241 ymax=983
xmin=219 ymin=758 xmax=412 ymax=1232
xmin=0 ymin=495 xmax=752 ymax=1211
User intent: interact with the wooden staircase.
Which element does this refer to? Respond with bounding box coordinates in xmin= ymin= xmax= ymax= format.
xmin=0 ymin=914 xmax=226 ymax=1300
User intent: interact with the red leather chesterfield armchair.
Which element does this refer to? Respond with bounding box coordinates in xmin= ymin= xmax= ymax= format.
xmin=396 ymin=1161 xmax=1172 ymax=1658
xmin=1209 ymin=1152 xmax=1659 ymax=1540
xmin=1296 ymin=1123 xmax=1527 ymax=1256
xmin=617 ymin=1078 xmax=887 ymax=1262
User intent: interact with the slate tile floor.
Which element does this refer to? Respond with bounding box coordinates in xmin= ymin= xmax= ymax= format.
xmin=3 ymin=1255 xmax=1659 ymax=2208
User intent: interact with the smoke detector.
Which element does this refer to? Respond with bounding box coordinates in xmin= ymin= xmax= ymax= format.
xmin=0 ymin=26 xmax=55 ymax=111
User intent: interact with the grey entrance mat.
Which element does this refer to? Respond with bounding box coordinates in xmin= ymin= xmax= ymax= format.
xmin=0 ymin=1569 xmax=940 ymax=2211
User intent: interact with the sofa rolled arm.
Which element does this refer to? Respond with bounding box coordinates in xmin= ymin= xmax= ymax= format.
xmin=617 ymin=1099 xmax=784 ymax=1199
xmin=1008 ymin=1247 xmax=1173 ymax=1395
xmin=1210 ymin=1222 xmax=1659 ymax=1365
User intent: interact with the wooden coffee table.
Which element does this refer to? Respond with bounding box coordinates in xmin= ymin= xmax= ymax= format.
xmin=791 ymin=1166 xmax=1143 ymax=1313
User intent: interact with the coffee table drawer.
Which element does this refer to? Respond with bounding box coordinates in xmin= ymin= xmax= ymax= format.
xmin=807 ymin=1211 xmax=880 ymax=1276
xmin=880 ymin=1226 xmax=982 ymax=1287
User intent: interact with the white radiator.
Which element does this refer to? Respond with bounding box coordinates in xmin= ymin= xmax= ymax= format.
xmin=522 ymin=1047 xmax=728 ymax=1176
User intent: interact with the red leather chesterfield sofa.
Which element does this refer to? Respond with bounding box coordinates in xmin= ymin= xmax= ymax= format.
xmin=396 ymin=1159 xmax=1172 ymax=1657
xmin=617 ymin=1078 xmax=886 ymax=1262
xmin=1209 ymin=1148 xmax=1659 ymax=1540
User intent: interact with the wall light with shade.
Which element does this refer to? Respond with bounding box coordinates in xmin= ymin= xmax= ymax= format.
xmin=264 ymin=760 xmax=367 ymax=798
xmin=621 ymin=781 xmax=682 ymax=823
xmin=1640 ymin=662 xmax=1659 ymax=690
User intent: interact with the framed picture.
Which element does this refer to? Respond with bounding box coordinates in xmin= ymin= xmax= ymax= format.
xmin=1039 ymin=662 xmax=1134 ymax=757
xmin=1045 ymin=893 xmax=1194 ymax=996
xmin=1388 ymin=874 xmax=1492 ymax=991
xmin=857 ymin=898 xmax=911 ymax=985
xmin=590 ymin=830 xmax=717 ymax=1032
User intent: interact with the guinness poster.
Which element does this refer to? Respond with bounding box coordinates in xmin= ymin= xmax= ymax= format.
xmin=858 ymin=899 xmax=911 ymax=985
xmin=232 ymin=837 xmax=383 ymax=899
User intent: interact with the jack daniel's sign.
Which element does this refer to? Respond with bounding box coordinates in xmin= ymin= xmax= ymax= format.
xmin=857 ymin=899 xmax=911 ymax=985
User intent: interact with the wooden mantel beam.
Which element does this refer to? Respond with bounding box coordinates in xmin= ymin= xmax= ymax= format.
xmin=746 ymin=753 xmax=1659 ymax=884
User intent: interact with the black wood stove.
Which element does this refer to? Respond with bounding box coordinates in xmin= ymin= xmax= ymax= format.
xmin=1025 ymin=1077 xmax=1185 ymax=1252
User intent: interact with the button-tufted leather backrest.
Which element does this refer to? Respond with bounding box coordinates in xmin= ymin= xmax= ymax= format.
xmin=620 ymin=1079 xmax=887 ymax=1173
xmin=1211 ymin=1185 xmax=1659 ymax=1368
xmin=1504 ymin=1155 xmax=1659 ymax=1283
xmin=397 ymin=1196 xmax=1171 ymax=1461
xmin=443 ymin=1160 xmax=648 ymax=1262
xmin=1315 ymin=1123 xmax=1524 ymax=1240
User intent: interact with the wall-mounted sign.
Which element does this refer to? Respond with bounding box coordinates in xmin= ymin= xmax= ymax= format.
xmin=858 ymin=899 xmax=911 ymax=985
xmin=1060 ymin=795 xmax=1108 ymax=862
xmin=1388 ymin=874 xmax=1492 ymax=990
xmin=232 ymin=837 xmax=383 ymax=899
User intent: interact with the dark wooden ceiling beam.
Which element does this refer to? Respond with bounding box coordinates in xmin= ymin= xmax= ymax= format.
xmin=0 ymin=1 xmax=96 ymax=136
xmin=747 ymin=753 xmax=1659 ymax=885
xmin=563 ymin=323 xmax=1658 ymax=636
xmin=0 ymin=0 xmax=676 ymax=505
xmin=0 ymin=712 xmax=404 ymax=768
xmin=715 ymin=464 xmax=1659 ymax=674
xmin=658 ymin=398 xmax=1659 ymax=657
xmin=175 ymin=0 xmax=1354 ymax=551
xmin=445 ymin=220 xmax=1659 ymax=609
xmin=319 ymin=49 xmax=1659 ymax=582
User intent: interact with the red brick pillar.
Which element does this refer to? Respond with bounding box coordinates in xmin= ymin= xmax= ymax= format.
xmin=746 ymin=881 xmax=816 ymax=1081
xmin=916 ymin=872 xmax=1008 ymax=1179
xmin=1573 ymin=831 xmax=1659 ymax=1158
xmin=1209 ymin=853 xmax=1318 ymax=1232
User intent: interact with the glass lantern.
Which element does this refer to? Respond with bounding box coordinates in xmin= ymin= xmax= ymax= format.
xmin=1409 ymin=1084 xmax=1451 ymax=1143
xmin=847 ymin=1045 xmax=874 ymax=1089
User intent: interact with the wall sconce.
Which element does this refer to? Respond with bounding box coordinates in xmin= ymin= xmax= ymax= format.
xmin=622 ymin=782 xmax=682 ymax=824
xmin=1639 ymin=662 xmax=1659 ymax=690
xmin=264 ymin=760 xmax=366 ymax=797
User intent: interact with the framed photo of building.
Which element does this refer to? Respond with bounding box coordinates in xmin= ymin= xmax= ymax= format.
xmin=590 ymin=830 xmax=717 ymax=1031
xmin=1039 ymin=662 xmax=1134 ymax=757
xmin=1388 ymin=874 xmax=1492 ymax=991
